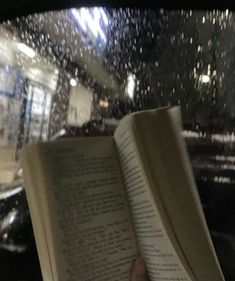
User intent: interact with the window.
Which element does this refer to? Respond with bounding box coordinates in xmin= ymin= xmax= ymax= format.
xmin=0 ymin=8 xmax=234 ymax=281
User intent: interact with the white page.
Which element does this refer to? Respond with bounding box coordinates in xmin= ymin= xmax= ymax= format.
xmin=33 ymin=137 xmax=139 ymax=281
xmin=114 ymin=115 xmax=195 ymax=281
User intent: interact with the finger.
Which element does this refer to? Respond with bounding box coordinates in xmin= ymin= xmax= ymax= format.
xmin=131 ymin=257 xmax=148 ymax=281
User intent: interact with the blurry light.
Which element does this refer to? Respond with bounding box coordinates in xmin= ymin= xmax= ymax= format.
xmin=96 ymin=24 xmax=106 ymax=42
xmin=3 ymin=233 xmax=8 ymax=241
xmin=54 ymin=69 xmax=59 ymax=74
xmin=17 ymin=43 xmax=36 ymax=58
xmin=71 ymin=9 xmax=87 ymax=31
xmin=94 ymin=7 xmax=101 ymax=20
xmin=100 ymin=8 xmax=109 ymax=25
xmin=0 ymin=186 xmax=23 ymax=200
xmin=50 ymin=128 xmax=66 ymax=141
xmin=99 ymin=99 xmax=109 ymax=108
xmin=182 ymin=130 xmax=200 ymax=139
xmin=70 ymin=78 xmax=77 ymax=87
xmin=216 ymin=155 xmax=235 ymax=162
xmin=71 ymin=8 xmax=107 ymax=42
xmin=126 ymin=73 xmax=135 ymax=99
xmin=212 ymin=133 xmax=235 ymax=143
xmin=213 ymin=176 xmax=231 ymax=183
xmin=199 ymin=74 xmax=211 ymax=84
xmin=9 ymin=214 xmax=15 ymax=224
xmin=81 ymin=8 xmax=98 ymax=37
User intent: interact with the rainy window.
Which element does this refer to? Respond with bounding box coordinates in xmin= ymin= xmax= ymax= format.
xmin=0 ymin=9 xmax=234 ymax=146
xmin=0 ymin=7 xmax=235 ymax=281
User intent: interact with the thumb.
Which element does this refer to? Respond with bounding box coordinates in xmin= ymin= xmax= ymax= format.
xmin=131 ymin=257 xmax=148 ymax=281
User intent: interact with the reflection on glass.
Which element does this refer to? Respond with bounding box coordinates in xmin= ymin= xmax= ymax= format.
xmin=0 ymin=8 xmax=235 ymax=281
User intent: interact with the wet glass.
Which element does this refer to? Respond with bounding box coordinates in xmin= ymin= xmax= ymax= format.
xmin=0 ymin=8 xmax=235 ymax=281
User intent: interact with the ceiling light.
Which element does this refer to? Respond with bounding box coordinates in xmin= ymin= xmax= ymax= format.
xmin=71 ymin=7 xmax=108 ymax=42
xmin=100 ymin=8 xmax=109 ymax=25
xmin=71 ymin=8 xmax=87 ymax=32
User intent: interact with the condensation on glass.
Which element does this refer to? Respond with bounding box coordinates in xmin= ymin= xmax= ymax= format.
xmin=0 ymin=8 xmax=235 ymax=280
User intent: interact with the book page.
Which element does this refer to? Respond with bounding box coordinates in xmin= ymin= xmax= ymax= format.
xmin=143 ymin=107 xmax=224 ymax=281
xmin=24 ymin=137 xmax=138 ymax=281
xmin=115 ymin=107 xmax=224 ymax=281
xmin=22 ymin=146 xmax=54 ymax=281
xmin=114 ymin=116 xmax=195 ymax=281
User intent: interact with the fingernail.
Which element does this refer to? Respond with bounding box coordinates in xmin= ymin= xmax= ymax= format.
xmin=134 ymin=257 xmax=146 ymax=275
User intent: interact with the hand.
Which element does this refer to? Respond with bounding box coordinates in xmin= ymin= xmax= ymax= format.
xmin=131 ymin=257 xmax=148 ymax=281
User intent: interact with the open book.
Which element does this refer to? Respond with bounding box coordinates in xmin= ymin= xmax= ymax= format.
xmin=21 ymin=107 xmax=224 ymax=281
